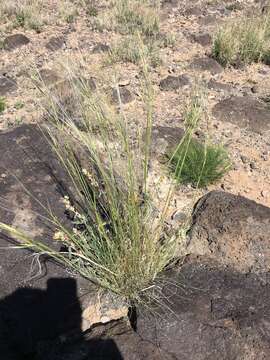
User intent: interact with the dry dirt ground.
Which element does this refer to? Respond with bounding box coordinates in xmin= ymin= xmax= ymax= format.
xmin=0 ymin=0 xmax=269 ymax=218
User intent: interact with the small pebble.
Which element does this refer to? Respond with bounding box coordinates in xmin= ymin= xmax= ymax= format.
xmin=240 ymin=155 xmax=249 ymax=164
xmin=250 ymin=162 xmax=257 ymax=170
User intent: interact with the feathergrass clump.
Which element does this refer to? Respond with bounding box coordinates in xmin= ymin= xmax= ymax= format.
xmin=108 ymin=35 xmax=161 ymax=67
xmin=115 ymin=0 xmax=160 ymax=36
xmin=213 ymin=12 xmax=270 ymax=67
xmin=0 ymin=58 xmax=180 ymax=304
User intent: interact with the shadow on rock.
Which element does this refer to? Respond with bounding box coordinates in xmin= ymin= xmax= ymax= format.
xmin=0 ymin=278 xmax=124 ymax=360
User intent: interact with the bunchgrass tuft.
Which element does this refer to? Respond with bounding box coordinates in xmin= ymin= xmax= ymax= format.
xmin=168 ymin=89 xmax=231 ymax=188
xmin=115 ymin=0 xmax=160 ymax=36
xmin=170 ymin=138 xmax=231 ymax=188
xmin=213 ymin=11 xmax=270 ymax=67
xmin=107 ymin=35 xmax=161 ymax=67
xmin=0 ymin=56 xmax=181 ymax=305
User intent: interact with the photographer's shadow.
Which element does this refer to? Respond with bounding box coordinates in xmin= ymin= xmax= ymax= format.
xmin=0 ymin=278 xmax=124 ymax=360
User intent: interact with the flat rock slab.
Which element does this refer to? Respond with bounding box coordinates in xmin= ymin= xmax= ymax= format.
xmin=159 ymin=74 xmax=190 ymax=91
xmin=190 ymin=57 xmax=223 ymax=75
xmin=45 ymin=36 xmax=66 ymax=51
xmin=111 ymin=86 xmax=133 ymax=104
xmin=38 ymin=68 xmax=62 ymax=86
xmin=208 ymin=79 xmax=233 ymax=92
xmin=137 ymin=256 xmax=270 ymax=360
xmin=38 ymin=319 xmax=165 ymax=360
xmin=187 ymin=191 xmax=270 ymax=273
xmin=42 ymin=255 xmax=270 ymax=359
xmin=0 ymin=76 xmax=17 ymax=96
xmin=151 ymin=126 xmax=185 ymax=156
xmin=0 ymin=125 xmax=126 ymax=359
xmin=46 ymin=77 xmax=97 ymax=130
xmin=191 ymin=33 xmax=212 ymax=46
xmin=92 ymin=43 xmax=110 ymax=53
xmin=3 ymin=34 xmax=30 ymax=50
xmin=213 ymin=95 xmax=270 ymax=133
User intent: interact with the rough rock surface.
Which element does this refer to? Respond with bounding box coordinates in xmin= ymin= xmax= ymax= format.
xmin=45 ymin=36 xmax=66 ymax=51
xmin=136 ymin=256 xmax=270 ymax=360
xmin=191 ymin=33 xmax=212 ymax=46
xmin=92 ymin=43 xmax=110 ymax=53
xmin=39 ymin=68 xmax=62 ymax=86
xmin=190 ymin=57 xmax=223 ymax=75
xmin=38 ymin=320 xmax=166 ymax=360
xmin=159 ymin=74 xmax=190 ymax=91
xmin=187 ymin=191 xmax=270 ymax=273
xmin=0 ymin=76 xmax=17 ymax=96
xmin=111 ymin=86 xmax=133 ymax=104
xmin=207 ymin=79 xmax=233 ymax=92
xmin=0 ymin=125 xmax=127 ymax=359
xmin=150 ymin=126 xmax=184 ymax=156
xmin=212 ymin=96 xmax=270 ymax=133
xmin=3 ymin=34 xmax=30 ymax=50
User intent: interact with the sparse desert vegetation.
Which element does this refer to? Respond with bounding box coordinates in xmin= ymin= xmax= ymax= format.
xmin=114 ymin=0 xmax=160 ymax=36
xmin=108 ymin=34 xmax=161 ymax=66
xmin=213 ymin=11 xmax=270 ymax=66
xmin=0 ymin=97 xmax=6 ymax=113
xmin=0 ymin=0 xmax=270 ymax=359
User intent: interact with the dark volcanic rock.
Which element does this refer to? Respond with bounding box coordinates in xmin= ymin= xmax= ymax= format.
xmin=190 ymin=57 xmax=223 ymax=75
xmin=0 ymin=125 xmax=90 ymax=358
xmin=212 ymin=96 xmax=270 ymax=133
xmin=39 ymin=69 xmax=61 ymax=86
xmin=198 ymin=14 xmax=217 ymax=25
xmin=185 ymin=6 xmax=203 ymax=16
xmin=92 ymin=43 xmax=110 ymax=53
xmin=48 ymin=77 xmax=96 ymax=130
xmin=0 ymin=125 xmax=127 ymax=359
xmin=208 ymin=79 xmax=233 ymax=92
xmin=38 ymin=319 xmax=167 ymax=360
xmin=0 ymin=125 xmax=71 ymax=293
xmin=159 ymin=74 xmax=190 ymax=91
xmin=111 ymin=86 xmax=133 ymax=104
xmin=0 ymin=76 xmax=17 ymax=96
xmin=45 ymin=36 xmax=66 ymax=51
xmin=191 ymin=33 xmax=212 ymax=46
xmin=137 ymin=256 xmax=270 ymax=360
xmin=161 ymin=0 xmax=179 ymax=8
xmin=151 ymin=126 xmax=185 ymax=156
xmin=3 ymin=34 xmax=30 ymax=50
xmin=187 ymin=191 xmax=270 ymax=273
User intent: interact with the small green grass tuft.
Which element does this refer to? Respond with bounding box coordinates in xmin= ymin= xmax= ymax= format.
xmin=0 ymin=97 xmax=6 ymax=113
xmin=14 ymin=101 xmax=24 ymax=110
xmin=170 ymin=138 xmax=231 ymax=188
xmin=86 ymin=5 xmax=98 ymax=17
xmin=213 ymin=12 xmax=270 ymax=67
